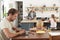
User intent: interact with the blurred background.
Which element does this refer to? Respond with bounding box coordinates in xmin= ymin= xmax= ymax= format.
xmin=0 ymin=0 xmax=60 ymax=30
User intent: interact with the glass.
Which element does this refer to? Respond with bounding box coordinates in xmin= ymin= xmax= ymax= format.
xmin=48 ymin=28 xmax=51 ymax=32
xmin=26 ymin=31 xmax=29 ymax=36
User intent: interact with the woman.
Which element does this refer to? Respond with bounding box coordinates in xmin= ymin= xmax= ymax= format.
xmin=27 ymin=10 xmax=36 ymax=20
xmin=49 ymin=14 xmax=57 ymax=29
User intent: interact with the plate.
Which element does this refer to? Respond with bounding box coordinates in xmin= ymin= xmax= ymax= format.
xmin=36 ymin=30 xmax=46 ymax=34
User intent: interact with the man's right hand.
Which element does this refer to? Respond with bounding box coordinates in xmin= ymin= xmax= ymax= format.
xmin=18 ymin=29 xmax=26 ymax=35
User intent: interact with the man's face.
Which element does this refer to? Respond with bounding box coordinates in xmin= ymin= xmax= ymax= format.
xmin=10 ymin=13 xmax=18 ymax=21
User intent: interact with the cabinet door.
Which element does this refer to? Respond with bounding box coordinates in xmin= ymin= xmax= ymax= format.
xmin=52 ymin=36 xmax=60 ymax=40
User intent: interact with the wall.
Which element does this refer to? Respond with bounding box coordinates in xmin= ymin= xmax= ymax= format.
xmin=3 ymin=0 xmax=60 ymax=18
xmin=0 ymin=1 xmax=1 ymax=21
xmin=0 ymin=0 xmax=4 ymax=21
xmin=3 ymin=0 xmax=60 ymax=26
xmin=23 ymin=0 xmax=60 ymax=19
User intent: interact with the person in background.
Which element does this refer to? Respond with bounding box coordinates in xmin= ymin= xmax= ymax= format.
xmin=27 ymin=9 xmax=36 ymax=20
xmin=0 ymin=8 xmax=25 ymax=40
xmin=36 ymin=19 xmax=47 ymax=31
xmin=30 ymin=19 xmax=46 ymax=31
xmin=49 ymin=14 xmax=57 ymax=29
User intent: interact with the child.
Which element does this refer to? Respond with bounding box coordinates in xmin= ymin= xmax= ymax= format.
xmin=30 ymin=19 xmax=47 ymax=32
xmin=36 ymin=20 xmax=46 ymax=31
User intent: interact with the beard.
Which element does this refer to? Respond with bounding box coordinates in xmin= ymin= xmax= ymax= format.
xmin=10 ymin=20 xmax=13 ymax=22
xmin=10 ymin=19 xmax=14 ymax=22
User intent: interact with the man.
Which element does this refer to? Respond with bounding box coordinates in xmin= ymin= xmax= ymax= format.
xmin=0 ymin=8 xmax=25 ymax=40
xmin=27 ymin=9 xmax=36 ymax=20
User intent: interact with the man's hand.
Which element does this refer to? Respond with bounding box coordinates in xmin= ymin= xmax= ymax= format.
xmin=17 ymin=29 xmax=26 ymax=35
xmin=12 ymin=27 xmax=26 ymax=35
xmin=12 ymin=27 xmax=22 ymax=32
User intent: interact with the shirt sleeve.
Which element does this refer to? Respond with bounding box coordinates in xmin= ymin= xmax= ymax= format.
xmin=0 ymin=21 xmax=8 ymax=30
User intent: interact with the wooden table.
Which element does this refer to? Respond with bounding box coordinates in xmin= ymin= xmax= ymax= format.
xmin=12 ymin=33 xmax=49 ymax=40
